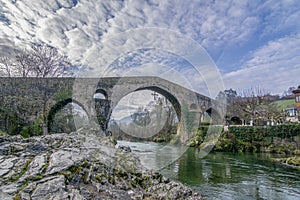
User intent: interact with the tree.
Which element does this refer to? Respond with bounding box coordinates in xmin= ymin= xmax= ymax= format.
xmin=28 ymin=45 xmax=72 ymax=77
xmin=230 ymin=86 xmax=282 ymax=125
xmin=0 ymin=44 xmax=72 ymax=78
xmin=0 ymin=43 xmax=74 ymax=135
xmin=282 ymin=86 xmax=296 ymax=99
xmin=224 ymin=89 xmax=237 ymax=104
xmin=0 ymin=57 xmax=14 ymax=77
xmin=216 ymin=88 xmax=237 ymax=105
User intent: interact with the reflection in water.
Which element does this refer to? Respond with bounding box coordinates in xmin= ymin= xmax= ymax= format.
xmin=161 ymin=148 xmax=300 ymax=200
xmin=118 ymin=141 xmax=300 ymax=200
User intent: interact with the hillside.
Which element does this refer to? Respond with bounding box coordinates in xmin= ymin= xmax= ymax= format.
xmin=274 ymin=99 xmax=295 ymax=110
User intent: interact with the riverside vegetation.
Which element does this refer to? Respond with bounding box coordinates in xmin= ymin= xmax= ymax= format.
xmin=0 ymin=126 xmax=204 ymax=200
xmin=187 ymin=123 xmax=300 ymax=169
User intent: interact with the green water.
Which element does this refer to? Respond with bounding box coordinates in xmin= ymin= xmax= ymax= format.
xmin=117 ymin=141 xmax=300 ymax=200
xmin=161 ymin=148 xmax=300 ymax=200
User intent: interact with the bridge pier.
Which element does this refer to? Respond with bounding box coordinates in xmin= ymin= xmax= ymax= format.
xmin=94 ymin=99 xmax=111 ymax=131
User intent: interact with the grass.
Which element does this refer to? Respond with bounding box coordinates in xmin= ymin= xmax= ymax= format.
xmin=274 ymin=99 xmax=295 ymax=110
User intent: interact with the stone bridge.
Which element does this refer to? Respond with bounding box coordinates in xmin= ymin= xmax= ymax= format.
xmin=0 ymin=77 xmax=225 ymax=140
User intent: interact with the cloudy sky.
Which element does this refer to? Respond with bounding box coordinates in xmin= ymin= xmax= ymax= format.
xmin=1 ymin=0 xmax=300 ymax=95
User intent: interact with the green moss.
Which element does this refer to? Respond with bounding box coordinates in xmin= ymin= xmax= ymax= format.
xmin=68 ymin=165 xmax=82 ymax=174
xmin=13 ymin=193 xmax=21 ymax=200
xmin=82 ymin=159 xmax=91 ymax=168
xmin=41 ymin=156 xmax=50 ymax=174
xmin=286 ymin=156 xmax=300 ymax=166
xmin=108 ymin=176 xmax=115 ymax=185
xmin=294 ymin=149 xmax=300 ymax=155
xmin=31 ymin=175 xmax=43 ymax=181
xmin=130 ymin=179 xmax=138 ymax=187
xmin=153 ymin=137 xmax=166 ymax=143
xmin=5 ymin=158 xmax=32 ymax=183
xmin=95 ymin=174 xmax=102 ymax=182
xmin=130 ymin=176 xmax=144 ymax=188
xmin=82 ymin=170 xmax=90 ymax=183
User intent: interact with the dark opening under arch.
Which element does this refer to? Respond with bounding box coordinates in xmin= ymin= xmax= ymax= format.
xmin=47 ymin=98 xmax=89 ymax=133
xmin=94 ymin=89 xmax=107 ymax=99
xmin=205 ymin=107 xmax=222 ymax=125
xmin=231 ymin=116 xmax=242 ymax=125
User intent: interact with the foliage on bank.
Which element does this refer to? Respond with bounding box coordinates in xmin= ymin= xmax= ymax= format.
xmin=188 ymin=123 xmax=300 ymax=154
xmin=0 ymin=107 xmax=44 ymax=138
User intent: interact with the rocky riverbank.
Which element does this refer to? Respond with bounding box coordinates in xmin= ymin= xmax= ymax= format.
xmin=271 ymin=156 xmax=300 ymax=170
xmin=0 ymin=127 xmax=204 ymax=200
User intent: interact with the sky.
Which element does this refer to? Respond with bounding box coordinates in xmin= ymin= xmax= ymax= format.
xmin=0 ymin=0 xmax=300 ymax=96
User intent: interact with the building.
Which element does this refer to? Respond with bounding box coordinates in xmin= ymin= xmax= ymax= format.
xmin=285 ymin=107 xmax=298 ymax=122
xmin=292 ymin=86 xmax=300 ymax=122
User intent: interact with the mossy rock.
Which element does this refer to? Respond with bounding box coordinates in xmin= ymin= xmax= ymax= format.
xmin=294 ymin=149 xmax=300 ymax=155
xmin=286 ymin=156 xmax=300 ymax=166
xmin=153 ymin=137 xmax=165 ymax=143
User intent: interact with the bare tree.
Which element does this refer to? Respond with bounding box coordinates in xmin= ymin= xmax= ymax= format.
xmin=0 ymin=44 xmax=73 ymax=77
xmin=14 ymin=49 xmax=33 ymax=77
xmin=0 ymin=57 xmax=15 ymax=77
xmin=231 ymin=86 xmax=282 ymax=125
xmin=29 ymin=45 xmax=72 ymax=77
xmin=0 ymin=44 xmax=74 ymax=135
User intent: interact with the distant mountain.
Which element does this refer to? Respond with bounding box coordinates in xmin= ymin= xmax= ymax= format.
xmin=114 ymin=111 xmax=150 ymax=126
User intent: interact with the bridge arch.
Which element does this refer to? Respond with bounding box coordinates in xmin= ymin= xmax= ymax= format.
xmin=190 ymin=103 xmax=197 ymax=110
xmin=109 ymin=85 xmax=182 ymax=122
xmin=205 ymin=107 xmax=223 ymax=125
xmin=94 ymin=89 xmax=108 ymax=100
xmin=108 ymin=86 xmax=181 ymax=139
xmin=47 ymin=98 xmax=89 ymax=133
xmin=135 ymin=86 xmax=181 ymax=119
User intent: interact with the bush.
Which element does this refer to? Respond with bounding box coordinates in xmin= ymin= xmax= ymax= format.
xmin=205 ymin=124 xmax=300 ymax=153
xmin=20 ymin=115 xmax=43 ymax=138
xmin=228 ymin=124 xmax=300 ymax=141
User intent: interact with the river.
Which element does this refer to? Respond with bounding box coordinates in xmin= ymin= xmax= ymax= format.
xmin=117 ymin=140 xmax=300 ymax=200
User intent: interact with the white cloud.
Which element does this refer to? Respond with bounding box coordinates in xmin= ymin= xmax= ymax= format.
xmin=260 ymin=0 xmax=300 ymax=37
xmin=0 ymin=0 xmax=299 ymax=95
xmin=224 ymin=34 xmax=300 ymax=94
xmin=0 ymin=0 xmax=263 ymax=58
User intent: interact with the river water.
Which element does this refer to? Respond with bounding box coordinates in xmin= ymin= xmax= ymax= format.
xmin=117 ymin=140 xmax=300 ymax=200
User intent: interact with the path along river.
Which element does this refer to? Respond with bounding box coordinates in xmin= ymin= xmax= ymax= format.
xmin=117 ymin=140 xmax=300 ymax=200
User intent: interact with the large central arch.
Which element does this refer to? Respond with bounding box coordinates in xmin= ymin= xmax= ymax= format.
xmin=134 ymin=86 xmax=181 ymax=120
xmin=107 ymin=86 xmax=181 ymax=140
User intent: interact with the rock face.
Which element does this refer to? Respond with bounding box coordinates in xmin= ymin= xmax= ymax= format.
xmin=0 ymin=128 xmax=204 ymax=200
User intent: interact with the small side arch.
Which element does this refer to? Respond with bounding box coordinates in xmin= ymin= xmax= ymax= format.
xmin=47 ymin=98 xmax=89 ymax=133
xmin=205 ymin=107 xmax=223 ymax=125
xmin=230 ymin=116 xmax=242 ymax=125
xmin=190 ymin=103 xmax=197 ymax=110
xmin=94 ymin=89 xmax=107 ymax=100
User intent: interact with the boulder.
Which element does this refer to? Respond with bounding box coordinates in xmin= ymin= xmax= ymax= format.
xmin=0 ymin=130 xmax=205 ymax=199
